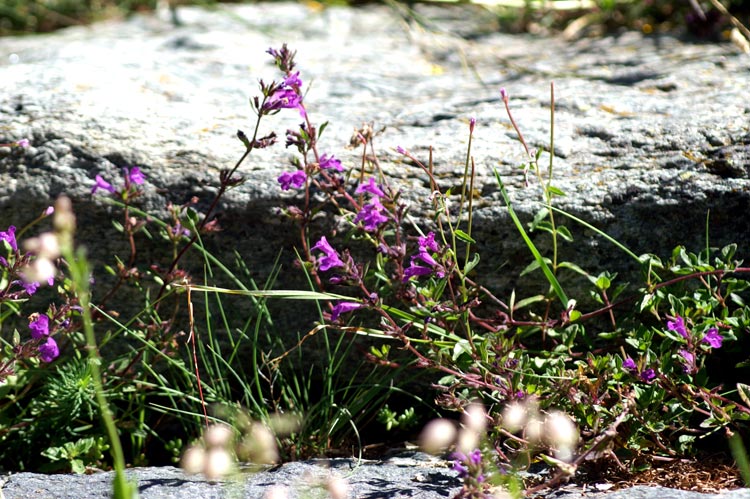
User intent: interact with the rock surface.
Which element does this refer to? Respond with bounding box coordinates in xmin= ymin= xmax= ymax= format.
xmin=1 ymin=1 xmax=748 ymax=319
xmin=2 ymin=452 xmax=750 ymax=499
xmin=1 ymin=6 xmax=750 ymax=497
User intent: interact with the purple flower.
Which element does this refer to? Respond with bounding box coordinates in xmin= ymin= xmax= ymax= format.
xmin=0 ymin=225 xmax=17 ymax=252
xmin=283 ymin=71 xmax=302 ymax=88
xmin=418 ymin=232 xmax=440 ymax=253
xmin=702 ymin=328 xmax=723 ymax=349
xmin=469 ymin=117 xmax=476 ymax=133
xmin=639 ymin=368 xmax=656 ymax=383
xmin=38 ymin=336 xmax=59 ymax=363
xmin=22 ymin=281 xmax=40 ymax=296
xmin=415 ymin=249 xmax=438 ymax=267
xmin=277 ymin=170 xmax=307 ymax=191
xmin=29 ymin=314 xmax=50 ymax=340
xmin=330 ymin=301 xmax=362 ymax=321
xmin=312 ymin=236 xmax=345 ymax=271
xmin=355 ymin=177 xmax=386 ymax=198
xmin=354 ymin=199 xmax=389 ymax=232
xmin=319 ymin=153 xmax=344 ymax=172
xmin=678 ymin=350 xmax=695 ymax=373
xmin=127 ymin=166 xmax=145 ymax=185
xmin=263 ymin=87 xmax=305 ymax=117
xmin=396 ymin=146 xmax=407 ymax=155
xmin=622 ymin=357 xmax=637 ymax=371
xmin=667 ymin=316 xmax=688 ymax=339
xmin=15 ymin=138 xmax=30 ymax=148
xmin=403 ymin=261 xmax=434 ymax=280
xmin=92 ymin=175 xmax=116 ymax=195
xmin=469 ymin=449 xmax=482 ymax=465
xmin=451 ymin=451 xmax=469 ymax=477
xmin=500 ymin=88 xmax=509 ymax=102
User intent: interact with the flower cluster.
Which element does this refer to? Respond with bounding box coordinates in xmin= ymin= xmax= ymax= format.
xmin=622 ymin=357 xmax=656 ymax=383
xmin=29 ymin=313 xmax=59 ymax=363
xmin=403 ymin=232 xmax=445 ymax=280
xmin=666 ymin=315 xmax=723 ymax=374
xmin=92 ymin=166 xmax=145 ymax=196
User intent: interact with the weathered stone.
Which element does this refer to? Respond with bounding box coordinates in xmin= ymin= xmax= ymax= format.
xmin=1 ymin=3 xmax=749 ymax=338
xmin=3 ymin=452 xmax=750 ymax=499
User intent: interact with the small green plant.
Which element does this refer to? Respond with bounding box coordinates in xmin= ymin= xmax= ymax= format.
xmin=377 ymin=405 xmax=418 ymax=432
xmin=41 ymin=436 xmax=110 ymax=474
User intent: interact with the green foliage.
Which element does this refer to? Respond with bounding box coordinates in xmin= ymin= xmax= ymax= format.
xmin=41 ymin=436 xmax=110 ymax=473
xmin=377 ymin=404 xmax=418 ymax=432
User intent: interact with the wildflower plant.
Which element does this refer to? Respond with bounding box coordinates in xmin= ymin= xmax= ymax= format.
xmin=249 ymin=44 xmax=750 ymax=495
xmin=0 ymin=40 xmax=748 ymax=499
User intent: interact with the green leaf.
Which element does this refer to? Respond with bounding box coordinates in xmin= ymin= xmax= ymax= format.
xmin=520 ymin=259 xmax=541 ymax=276
xmin=319 ymin=121 xmax=329 ymax=139
xmin=557 ymin=261 xmax=588 ymax=277
xmin=464 ymin=253 xmax=480 ymax=274
xmin=595 ymin=275 xmax=611 ymax=290
xmin=546 ymin=185 xmax=566 ymax=197
xmin=556 ymin=225 xmax=573 ymax=242
xmin=530 ymin=208 xmax=549 ymax=230
xmin=452 ymin=340 xmax=472 ymax=361
xmin=495 ymin=170 xmax=568 ymax=305
xmin=738 ymin=383 xmax=750 ymax=407
xmin=454 ymin=229 xmax=476 ymax=244
xmin=514 ymin=294 xmax=546 ymax=310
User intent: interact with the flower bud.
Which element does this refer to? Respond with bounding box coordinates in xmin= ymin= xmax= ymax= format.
xmin=544 ymin=411 xmax=579 ymax=461
xmin=463 ymin=402 xmax=487 ymax=435
xmin=326 ymin=474 xmax=349 ymax=499
xmin=238 ymin=423 xmax=279 ymax=464
xmin=181 ymin=446 xmax=206 ymax=475
xmin=502 ymin=403 xmax=527 ymax=433
xmin=419 ymin=418 xmax=457 ymax=454
xmin=263 ymin=486 xmax=290 ymax=499
xmin=204 ymin=423 xmax=233 ymax=448
xmin=204 ymin=447 xmax=233 ymax=480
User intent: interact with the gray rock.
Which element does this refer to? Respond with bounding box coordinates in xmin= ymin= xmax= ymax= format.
xmin=3 ymin=452 xmax=750 ymax=499
xmin=2 ymin=3 xmax=749 ymax=289
xmin=0 ymin=453 xmax=462 ymax=499
xmin=1 ymin=3 xmax=749 ymax=331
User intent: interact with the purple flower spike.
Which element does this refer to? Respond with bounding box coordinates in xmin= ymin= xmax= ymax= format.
xmin=469 ymin=449 xmax=482 ymax=465
xmin=702 ymin=328 xmax=723 ymax=349
xmin=284 ymin=71 xmax=302 ymax=88
xmin=639 ymin=368 xmax=656 ymax=383
xmin=92 ymin=175 xmax=116 ymax=195
xmin=29 ymin=314 xmax=50 ymax=339
xmin=355 ymin=177 xmax=386 ymax=198
xmin=622 ymin=357 xmax=637 ymax=371
xmin=0 ymin=225 xmax=17 ymax=252
xmin=354 ymin=199 xmax=389 ymax=232
xmin=277 ymin=170 xmax=307 ymax=191
xmin=22 ymin=281 xmax=40 ymax=296
xmin=312 ymin=236 xmax=345 ymax=271
xmin=128 ymin=166 xmax=145 ymax=185
xmin=319 ymin=153 xmax=344 ymax=172
xmin=330 ymin=301 xmax=362 ymax=321
xmin=38 ymin=336 xmax=59 ymax=363
xmin=418 ymin=232 xmax=440 ymax=253
xmin=403 ymin=261 xmax=433 ymax=281
xmin=667 ymin=316 xmax=688 ymax=339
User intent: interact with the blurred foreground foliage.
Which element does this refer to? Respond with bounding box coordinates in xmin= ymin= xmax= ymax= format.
xmin=0 ymin=0 xmax=748 ymax=38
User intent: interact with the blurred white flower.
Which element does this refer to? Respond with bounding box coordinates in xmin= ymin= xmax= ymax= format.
xmin=419 ymin=418 xmax=457 ymax=454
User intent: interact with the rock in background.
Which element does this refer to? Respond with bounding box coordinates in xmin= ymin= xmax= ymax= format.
xmin=1 ymin=2 xmax=749 ymax=339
